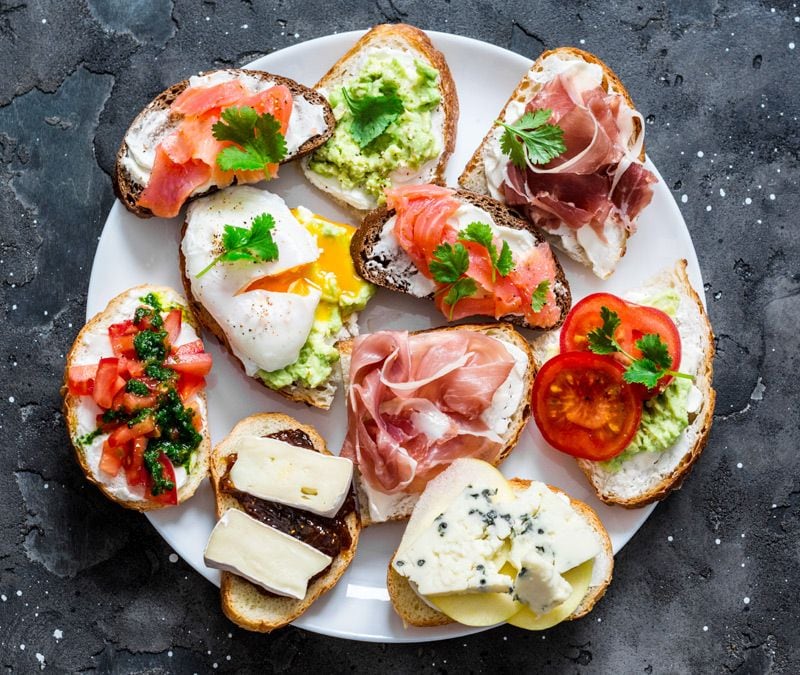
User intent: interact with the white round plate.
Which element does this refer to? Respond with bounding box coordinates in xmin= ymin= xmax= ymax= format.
xmin=88 ymin=30 xmax=704 ymax=642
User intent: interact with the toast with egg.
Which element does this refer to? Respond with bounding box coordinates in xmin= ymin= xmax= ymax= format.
xmin=339 ymin=323 xmax=536 ymax=526
xmin=114 ymin=69 xmax=335 ymax=219
xmin=351 ymin=187 xmax=572 ymax=330
xmin=459 ymin=47 xmax=653 ymax=279
xmin=529 ymin=260 xmax=716 ymax=507
xmin=63 ymin=286 xmax=211 ymax=511
xmin=208 ymin=413 xmax=360 ymax=632
xmin=302 ymin=24 xmax=458 ymax=211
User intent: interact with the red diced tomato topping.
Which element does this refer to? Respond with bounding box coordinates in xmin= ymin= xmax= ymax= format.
xmin=67 ymin=365 xmax=97 ymax=396
xmin=108 ymin=416 xmax=156 ymax=447
xmin=165 ymin=352 xmax=212 ymax=377
xmin=124 ymin=437 xmax=148 ymax=486
xmin=99 ymin=439 xmax=125 ymax=476
xmin=163 ymin=309 xmax=182 ymax=346
xmin=93 ymin=358 xmax=125 ymax=409
xmin=148 ymin=453 xmax=178 ymax=505
xmin=172 ymin=339 xmax=204 ymax=356
xmin=177 ymin=374 xmax=206 ymax=402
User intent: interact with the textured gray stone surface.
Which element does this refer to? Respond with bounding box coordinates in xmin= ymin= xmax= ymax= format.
xmin=0 ymin=1 xmax=798 ymax=672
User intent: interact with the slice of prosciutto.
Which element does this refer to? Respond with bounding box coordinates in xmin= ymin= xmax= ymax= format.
xmin=500 ymin=67 xmax=657 ymax=240
xmin=341 ymin=330 xmax=516 ymax=494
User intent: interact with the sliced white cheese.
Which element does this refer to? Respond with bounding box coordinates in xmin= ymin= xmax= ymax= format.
xmin=513 ymin=552 xmax=572 ymax=615
xmin=229 ymin=436 xmax=353 ymax=518
xmin=203 ymin=508 xmax=331 ymax=600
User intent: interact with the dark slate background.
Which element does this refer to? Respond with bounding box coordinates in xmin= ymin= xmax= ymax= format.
xmin=1 ymin=0 xmax=798 ymax=672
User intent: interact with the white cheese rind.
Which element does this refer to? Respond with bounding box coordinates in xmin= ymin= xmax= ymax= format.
xmin=229 ymin=436 xmax=353 ymax=518
xmin=204 ymin=508 xmax=332 ymax=600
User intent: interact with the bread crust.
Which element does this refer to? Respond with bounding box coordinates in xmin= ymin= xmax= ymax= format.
xmin=575 ymin=259 xmax=716 ymax=507
xmin=62 ymin=285 xmax=211 ymax=511
xmin=386 ymin=479 xmax=614 ymax=628
xmin=114 ymin=69 xmax=335 ymax=219
xmin=338 ymin=322 xmax=537 ymax=526
xmin=351 ymin=187 xmax=572 ymax=331
xmin=209 ymin=413 xmax=360 ymax=632
xmin=303 ymin=24 xmax=458 ymax=212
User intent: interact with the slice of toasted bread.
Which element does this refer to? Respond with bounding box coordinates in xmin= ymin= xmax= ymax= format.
xmin=302 ymin=24 xmax=458 ymax=211
xmin=458 ymin=47 xmax=648 ymax=279
xmin=529 ymin=260 xmax=716 ymax=507
xmin=62 ymin=286 xmax=211 ymax=511
xmin=352 ymin=187 xmax=572 ymax=330
xmin=208 ymin=413 xmax=360 ymax=632
xmin=386 ymin=478 xmax=614 ymax=628
xmin=114 ymin=69 xmax=335 ymax=219
xmin=339 ymin=323 xmax=536 ymax=526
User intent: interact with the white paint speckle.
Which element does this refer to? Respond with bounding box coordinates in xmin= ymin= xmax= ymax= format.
xmin=769 ymin=193 xmax=776 ymax=200
xmin=20 ymin=644 xmax=25 ymax=651
xmin=681 ymin=194 xmax=688 ymax=203
xmin=703 ymin=625 xmax=708 ymax=632
xmin=35 ymin=653 xmax=45 ymax=669
xmin=168 ymin=651 xmax=173 ymax=657
xmin=41 ymin=18 xmax=46 ymax=24
xmin=9 ymin=396 xmax=14 ymax=403
xmin=16 ymin=590 xmax=22 ymax=597
xmin=715 ymin=538 xmax=721 ymax=545
xmin=241 ymin=24 xmax=248 ymax=29
xmin=719 ymin=188 xmax=726 ymax=197
xmin=12 ymin=304 xmax=16 ymax=310
xmin=579 ymin=38 xmax=586 ymax=44
xmin=1 ymin=595 xmax=6 ymax=602
xmin=168 ymin=553 xmax=179 ymax=563
xmin=744 ymin=597 xmax=750 ymax=605
xmin=745 ymin=197 xmax=753 ymax=205
xmin=706 ymin=205 xmax=712 ymax=212
xmin=751 ymin=377 xmax=766 ymax=401
xmin=737 ymin=462 xmax=743 ymax=469
xmin=53 ymin=629 xmax=62 ymax=640
xmin=697 ymin=150 xmax=704 ymax=158
xmin=667 ymin=536 xmax=674 ymax=542
xmin=790 ymin=42 xmax=796 ymax=50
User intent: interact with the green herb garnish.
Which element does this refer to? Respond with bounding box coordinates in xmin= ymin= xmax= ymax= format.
xmin=144 ymin=363 xmax=176 ymax=382
xmin=342 ymin=87 xmax=405 ymax=148
xmin=529 ymin=280 xmax=550 ymax=313
xmin=457 ymin=221 xmax=515 ymax=282
xmin=212 ymin=106 xmax=287 ymax=171
xmin=125 ymin=379 xmax=150 ymax=396
xmin=196 ymin=212 xmax=279 ymax=278
xmin=133 ymin=330 xmax=168 ymax=363
xmin=497 ymin=109 xmax=566 ymax=168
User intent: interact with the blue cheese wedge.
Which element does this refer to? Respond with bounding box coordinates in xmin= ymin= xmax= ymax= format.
xmin=204 ymin=508 xmax=332 ymax=599
xmin=228 ymin=436 xmax=353 ymax=518
xmin=513 ymin=552 xmax=573 ymax=615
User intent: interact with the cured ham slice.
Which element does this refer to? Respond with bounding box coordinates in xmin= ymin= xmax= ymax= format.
xmin=341 ymin=330 xmax=515 ymax=494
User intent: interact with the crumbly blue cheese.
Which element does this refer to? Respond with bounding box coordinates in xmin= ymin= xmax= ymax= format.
xmin=513 ymin=552 xmax=573 ymax=614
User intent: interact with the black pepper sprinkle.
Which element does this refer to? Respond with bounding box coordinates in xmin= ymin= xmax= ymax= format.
xmin=417 ymin=559 xmax=425 ymax=567
xmin=396 ymin=560 xmax=405 ymax=567
xmin=538 ymin=528 xmax=544 ymax=535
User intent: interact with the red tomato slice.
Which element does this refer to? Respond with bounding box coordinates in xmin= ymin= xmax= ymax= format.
xmin=67 ymin=365 xmax=96 ymax=396
xmin=124 ymin=437 xmax=148 ymax=487
xmin=560 ymin=293 xmax=682 ymax=398
xmin=148 ymin=454 xmax=178 ymax=505
xmin=163 ymin=309 xmax=182 ymax=346
xmin=108 ymin=417 xmax=156 ymax=447
xmin=172 ymin=339 xmax=204 ymax=356
xmin=177 ymin=374 xmax=206 ymax=402
xmin=165 ymin=351 xmax=212 ymax=377
xmin=92 ymin=358 xmax=125 ymax=409
xmin=532 ymin=352 xmax=642 ymax=461
xmin=121 ymin=392 xmax=158 ymax=413
xmin=99 ymin=439 xmax=126 ymax=476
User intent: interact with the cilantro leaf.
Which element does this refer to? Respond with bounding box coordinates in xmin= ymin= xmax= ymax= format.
xmin=457 ymin=222 xmax=515 ymax=281
xmin=196 ymin=212 xmax=279 ymax=278
xmin=622 ymin=358 xmax=663 ymax=389
xmin=529 ymin=280 xmax=550 ymax=313
xmin=342 ymin=87 xmax=405 ymax=148
xmin=496 ymin=241 xmax=515 ymax=277
xmin=429 ymin=242 xmax=470 ymax=284
xmin=497 ymin=108 xmax=567 ymax=169
xmin=587 ymin=306 xmax=623 ymax=355
xmin=635 ymin=333 xmax=673 ymax=370
xmin=212 ymin=106 xmax=287 ymax=172
xmin=443 ymin=277 xmax=478 ymax=320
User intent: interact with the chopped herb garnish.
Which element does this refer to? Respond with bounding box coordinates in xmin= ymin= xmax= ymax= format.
xmin=196 ymin=212 xmax=279 ymax=278
xmin=143 ymin=447 xmax=175 ymax=496
xmin=530 ymin=280 xmax=550 ymax=313
xmin=139 ymin=292 xmax=163 ymax=312
xmin=457 ymin=221 xmax=515 ymax=282
xmin=497 ymin=108 xmax=567 ymax=168
xmin=133 ymin=329 xmax=168 ymax=363
xmin=144 ymin=363 xmax=176 ymax=382
xmin=125 ymin=378 xmax=150 ymax=396
xmin=342 ymin=87 xmax=405 ymax=148
xmin=212 ymin=106 xmax=287 ymax=172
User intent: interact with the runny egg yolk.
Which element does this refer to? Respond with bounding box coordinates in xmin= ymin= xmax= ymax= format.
xmin=245 ymin=209 xmax=364 ymax=319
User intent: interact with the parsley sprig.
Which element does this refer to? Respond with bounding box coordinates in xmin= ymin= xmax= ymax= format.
xmin=196 ymin=212 xmax=279 ymax=278
xmin=497 ymin=109 xmax=566 ymax=169
xmin=458 ymin=222 xmax=514 ymax=283
xmin=342 ymin=87 xmax=405 ymax=148
xmin=212 ymin=106 xmax=287 ymax=172
xmin=587 ymin=307 xmax=694 ymax=389
xmin=529 ymin=280 xmax=550 ymax=313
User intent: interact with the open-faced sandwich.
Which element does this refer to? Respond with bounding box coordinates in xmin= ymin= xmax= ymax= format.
xmin=460 ymin=47 xmax=657 ymax=279
xmin=180 ymin=185 xmax=375 ymax=409
xmin=388 ymin=458 xmax=613 ymax=629
xmin=339 ymin=324 xmax=534 ymax=526
xmin=63 ymin=286 xmax=212 ymax=509
xmin=205 ymin=413 xmax=359 ymax=632
xmin=115 ymin=69 xmax=335 ymax=218
xmin=353 ymin=184 xmax=571 ymax=329
xmin=302 ymin=24 xmax=458 ymax=211
xmin=529 ymin=260 xmax=715 ymax=507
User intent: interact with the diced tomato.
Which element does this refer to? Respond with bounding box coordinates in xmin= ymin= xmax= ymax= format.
xmin=124 ymin=437 xmax=148 ymax=486
xmin=67 ymin=364 xmax=97 ymax=396
xmin=177 ymin=374 xmax=206 ymax=402
xmin=99 ymin=439 xmax=126 ymax=476
xmin=121 ymin=392 xmax=158 ymax=413
xmin=165 ymin=351 xmax=212 ymax=377
xmin=163 ymin=309 xmax=182 ymax=346
xmin=148 ymin=453 xmax=178 ymax=505
xmin=108 ymin=320 xmax=136 ymax=337
xmin=110 ymin=333 xmax=136 ymax=357
xmin=119 ymin=357 xmax=145 ymax=378
xmin=108 ymin=416 xmax=156 ymax=447
xmin=93 ymin=358 xmax=125 ymax=409
xmin=172 ymin=339 xmax=204 ymax=356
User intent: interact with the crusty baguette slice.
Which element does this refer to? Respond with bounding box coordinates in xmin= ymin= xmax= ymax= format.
xmin=458 ymin=47 xmax=647 ymax=279
xmin=114 ymin=69 xmax=335 ymax=218
xmin=339 ymin=323 xmax=536 ymax=526
xmin=352 ymin=187 xmax=572 ymax=330
xmin=208 ymin=413 xmax=360 ymax=632
xmin=387 ymin=478 xmax=614 ymax=628
xmin=62 ymin=285 xmax=210 ymax=510
xmin=529 ymin=259 xmax=716 ymax=507
xmin=301 ymin=24 xmax=458 ymax=211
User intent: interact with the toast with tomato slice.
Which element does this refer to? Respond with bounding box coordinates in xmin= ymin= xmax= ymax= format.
xmin=352 ymin=187 xmax=572 ymax=330
xmin=62 ymin=286 xmax=211 ymax=511
xmin=208 ymin=413 xmax=360 ymax=632
xmin=114 ymin=69 xmax=335 ymax=219
xmin=529 ymin=260 xmax=716 ymax=507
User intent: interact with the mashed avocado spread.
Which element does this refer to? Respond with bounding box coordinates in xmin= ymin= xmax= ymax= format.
xmin=257 ymin=208 xmax=375 ymax=391
xmin=307 ymin=53 xmax=442 ymax=202
xmin=600 ymin=288 xmax=692 ymax=472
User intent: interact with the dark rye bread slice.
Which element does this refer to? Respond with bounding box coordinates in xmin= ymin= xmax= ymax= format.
xmin=209 ymin=413 xmax=360 ymax=632
xmin=351 ymin=188 xmax=572 ymax=330
xmin=386 ymin=479 xmax=614 ymax=628
xmin=114 ymin=69 xmax=335 ymax=218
